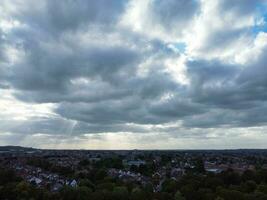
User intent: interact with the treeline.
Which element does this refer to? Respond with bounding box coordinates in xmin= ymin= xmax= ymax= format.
xmin=2 ymin=165 xmax=267 ymax=199
xmin=27 ymin=157 xmax=74 ymax=176
xmin=161 ymin=168 xmax=267 ymax=200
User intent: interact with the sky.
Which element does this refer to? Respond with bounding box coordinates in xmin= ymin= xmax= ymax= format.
xmin=0 ymin=0 xmax=267 ymax=149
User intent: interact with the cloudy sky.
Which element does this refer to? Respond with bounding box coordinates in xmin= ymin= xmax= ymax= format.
xmin=0 ymin=0 xmax=267 ymax=149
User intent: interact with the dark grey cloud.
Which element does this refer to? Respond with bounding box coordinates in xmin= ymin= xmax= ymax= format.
xmin=0 ymin=29 xmax=4 ymax=60
xmin=187 ymin=44 xmax=267 ymax=109
xmin=218 ymin=0 xmax=264 ymax=16
xmin=0 ymin=116 xmax=150 ymax=135
xmin=0 ymin=117 xmax=75 ymax=135
xmin=184 ymin=43 xmax=267 ymax=127
xmin=198 ymin=28 xmax=250 ymax=53
xmin=186 ymin=59 xmax=242 ymax=109
xmin=150 ymin=97 xmax=205 ymax=119
xmin=10 ymin=43 xmax=140 ymax=92
xmin=0 ymin=29 xmax=11 ymax=89
xmin=237 ymin=47 xmax=267 ymax=102
xmin=150 ymin=0 xmax=200 ymax=30
xmin=10 ymin=0 xmax=127 ymax=34
xmin=183 ymin=103 xmax=267 ymax=128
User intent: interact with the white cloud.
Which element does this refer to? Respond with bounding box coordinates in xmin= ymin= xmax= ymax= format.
xmin=0 ymin=89 xmax=55 ymax=121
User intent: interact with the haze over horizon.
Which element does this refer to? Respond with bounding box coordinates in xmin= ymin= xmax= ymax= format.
xmin=1 ymin=0 xmax=267 ymax=149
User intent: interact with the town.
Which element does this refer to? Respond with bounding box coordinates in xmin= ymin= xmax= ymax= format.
xmin=1 ymin=146 xmax=267 ymax=200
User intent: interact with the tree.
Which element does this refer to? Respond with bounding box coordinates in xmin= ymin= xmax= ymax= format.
xmin=131 ymin=187 xmax=147 ymax=200
xmin=204 ymin=176 xmax=224 ymax=191
xmin=95 ymin=169 xmax=107 ymax=180
xmin=113 ymin=186 xmax=129 ymax=200
xmin=220 ymin=170 xmax=241 ymax=185
xmin=215 ymin=197 xmax=224 ymax=200
xmin=162 ymin=179 xmax=178 ymax=193
xmin=76 ymin=186 xmax=92 ymax=200
xmin=15 ymin=181 xmax=32 ymax=199
xmin=217 ymin=188 xmax=244 ymax=200
xmin=195 ymin=158 xmax=205 ymax=173
xmin=143 ymin=182 xmax=153 ymax=193
xmin=96 ymin=182 xmax=115 ymax=191
xmin=78 ymin=159 xmax=90 ymax=166
xmin=175 ymin=191 xmax=186 ymax=200
xmin=242 ymin=170 xmax=256 ymax=182
xmin=257 ymin=184 xmax=267 ymax=194
xmin=242 ymin=180 xmax=257 ymax=193
xmin=79 ymin=178 xmax=95 ymax=190
xmin=60 ymin=186 xmax=79 ymax=200
xmin=0 ymin=168 xmax=21 ymax=184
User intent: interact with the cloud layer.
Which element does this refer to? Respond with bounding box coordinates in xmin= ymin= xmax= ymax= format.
xmin=0 ymin=0 xmax=267 ymax=149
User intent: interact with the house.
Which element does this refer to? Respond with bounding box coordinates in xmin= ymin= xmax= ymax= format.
xmin=52 ymin=183 xmax=63 ymax=191
xmin=68 ymin=179 xmax=78 ymax=187
xmin=29 ymin=177 xmax=42 ymax=185
xmin=171 ymin=168 xmax=184 ymax=179
xmin=206 ymin=168 xmax=223 ymax=174
xmin=126 ymin=160 xmax=146 ymax=167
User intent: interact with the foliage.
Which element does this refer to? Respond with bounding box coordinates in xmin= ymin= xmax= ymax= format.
xmin=2 ymin=163 xmax=267 ymax=200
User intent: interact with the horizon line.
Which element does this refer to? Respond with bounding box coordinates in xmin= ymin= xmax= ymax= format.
xmin=1 ymin=145 xmax=267 ymax=151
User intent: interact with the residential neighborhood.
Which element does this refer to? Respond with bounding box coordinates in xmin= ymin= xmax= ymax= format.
xmin=1 ymin=147 xmax=267 ymax=199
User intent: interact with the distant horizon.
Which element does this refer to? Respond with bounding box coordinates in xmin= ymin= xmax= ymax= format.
xmin=2 ymin=145 xmax=267 ymax=151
